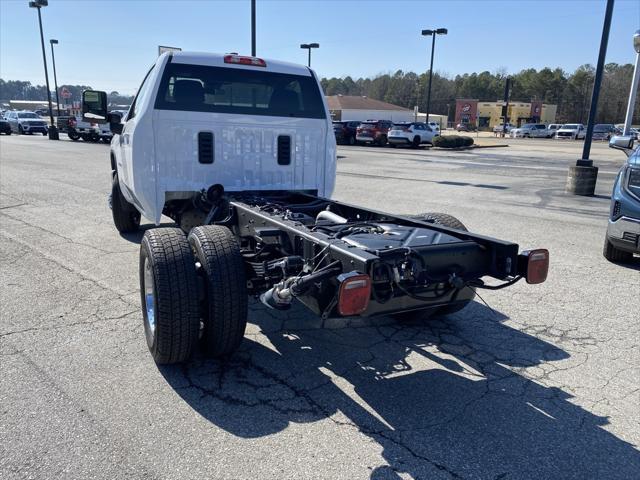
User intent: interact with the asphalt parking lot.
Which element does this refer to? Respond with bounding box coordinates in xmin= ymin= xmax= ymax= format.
xmin=1 ymin=134 xmax=639 ymax=480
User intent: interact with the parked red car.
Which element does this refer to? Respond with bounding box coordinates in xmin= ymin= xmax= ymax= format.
xmin=356 ymin=120 xmax=393 ymax=146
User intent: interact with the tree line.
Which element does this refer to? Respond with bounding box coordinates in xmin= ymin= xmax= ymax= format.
xmin=2 ymin=62 xmax=638 ymax=124
xmin=320 ymin=63 xmax=639 ymax=124
xmin=0 ymin=80 xmax=133 ymax=107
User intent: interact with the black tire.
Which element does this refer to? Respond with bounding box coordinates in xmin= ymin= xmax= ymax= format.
xmin=417 ymin=212 xmax=468 ymax=232
xmin=140 ymin=228 xmax=200 ymax=364
xmin=42 ymin=132 xmax=48 ymax=136
xmin=18 ymin=125 xmax=24 ymax=135
xmin=188 ymin=226 xmax=248 ymax=357
xmin=111 ymin=174 xmax=140 ymax=233
xmin=5 ymin=131 xmax=10 ymax=136
xmin=348 ymin=135 xmax=356 ymax=145
xmin=412 ymin=136 xmax=421 ymax=148
xmin=603 ymin=237 xmax=633 ymax=263
xmin=377 ymin=135 xmax=387 ymax=147
xmin=68 ymin=131 xmax=80 ymax=141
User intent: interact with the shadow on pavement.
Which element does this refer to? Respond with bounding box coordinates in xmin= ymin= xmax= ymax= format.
xmin=159 ymin=300 xmax=640 ymax=479
xmin=118 ymin=223 xmax=175 ymax=244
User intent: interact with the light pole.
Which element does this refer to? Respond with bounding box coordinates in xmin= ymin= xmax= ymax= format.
xmin=251 ymin=0 xmax=256 ymax=56
xmin=50 ymin=39 xmax=60 ymax=116
xmin=622 ymin=30 xmax=640 ymax=135
xmin=566 ymin=0 xmax=614 ymax=196
xmin=29 ymin=0 xmax=58 ymax=140
xmin=300 ymin=43 xmax=319 ymax=67
xmin=421 ymin=28 xmax=447 ymax=124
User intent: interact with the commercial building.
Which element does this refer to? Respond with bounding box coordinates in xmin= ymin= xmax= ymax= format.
xmin=326 ymin=95 xmax=413 ymax=122
xmin=455 ymin=99 xmax=557 ymax=129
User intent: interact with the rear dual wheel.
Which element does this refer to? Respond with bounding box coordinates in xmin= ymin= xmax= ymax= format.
xmin=139 ymin=226 xmax=248 ymax=364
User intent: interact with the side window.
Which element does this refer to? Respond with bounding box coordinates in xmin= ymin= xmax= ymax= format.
xmin=128 ymin=66 xmax=155 ymax=120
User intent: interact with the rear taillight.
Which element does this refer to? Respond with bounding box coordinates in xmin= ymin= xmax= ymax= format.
xmin=337 ymin=272 xmax=371 ymax=316
xmin=519 ymin=249 xmax=549 ymax=284
xmin=224 ymin=55 xmax=267 ymax=67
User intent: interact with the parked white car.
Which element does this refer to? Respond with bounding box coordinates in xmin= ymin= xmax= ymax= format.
xmin=547 ymin=124 xmax=562 ymax=137
xmin=493 ymin=123 xmax=514 ymax=134
xmin=388 ymin=122 xmax=438 ymax=147
xmin=556 ymin=124 xmax=586 ymax=140
xmin=427 ymin=121 xmax=441 ymax=132
xmin=510 ymin=123 xmax=551 ymax=138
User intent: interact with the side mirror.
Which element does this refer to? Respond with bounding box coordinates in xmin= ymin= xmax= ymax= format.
xmin=107 ymin=112 xmax=123 ymax=135
xmin=82 ymin=90 xmax=108 ymax=123
xmin=609 ymin=135 xmax=634 ymax=156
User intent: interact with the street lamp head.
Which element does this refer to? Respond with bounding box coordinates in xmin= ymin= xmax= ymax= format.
xmin=50 ymin=38 xmax=58 ymax=44
xmin=28 ymin=0 xmax=48 ymax=8
xmin=634 ymin=29 xmax=640 ymax=54
xmin=300 ymin=44 xmax=309 ymax=49
xmin=309 ymin=43 xmax=320 ymax=49
xmin=436 ymin=28 xmax=448 ymax=35
xmin=421 ymin=29 xmax=434 ymax=36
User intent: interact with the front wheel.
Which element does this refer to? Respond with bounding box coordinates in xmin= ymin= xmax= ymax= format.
xmin=18 ymin=125 xmax=24 ymax=135
xmin=377 ymin=135 xmax=387 ymax=147
xmin=412 ymin=136 xmax=421 ymax=148
xmin=68 ymin=130 xmax=80 ymax=141
xmin=188 ymin=226 xmax=248 ymax=357
xmin=111 ymin=175 xmax=140 ymax=233
xmin=603 ymin=237 xmax=633 ymax=263
xmin=140 ymin=228 xmax=200 ymax=364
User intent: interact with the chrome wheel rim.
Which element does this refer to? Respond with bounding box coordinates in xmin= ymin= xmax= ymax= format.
xmin=143 ymin=257 xmax=156 ymax=337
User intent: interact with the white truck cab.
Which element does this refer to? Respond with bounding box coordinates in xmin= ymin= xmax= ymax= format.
xmin=86 ymin=52 xmax=336 ymax=230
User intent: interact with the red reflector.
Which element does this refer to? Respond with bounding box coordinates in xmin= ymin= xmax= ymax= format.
xmin=337 ymin=272 xmax=371 ymax=316
xmin=224 ymin=55 xmax=267 ymax=67
xmin=523 ymin=249 xmax=549 ymax=284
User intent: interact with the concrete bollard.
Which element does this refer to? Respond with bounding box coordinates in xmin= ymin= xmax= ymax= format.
xmin=566 ymin=165 xmax=598 ymax=196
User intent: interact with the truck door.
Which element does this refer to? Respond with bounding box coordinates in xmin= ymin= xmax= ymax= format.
xmin=119 ymin=68 xmax=155 ymax=191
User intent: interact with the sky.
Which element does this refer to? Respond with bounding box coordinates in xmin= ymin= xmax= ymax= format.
xmin=1 ymin=0 xmax=639 ymax=95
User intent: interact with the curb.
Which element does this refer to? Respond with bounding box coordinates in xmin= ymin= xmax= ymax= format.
xmin=431 ymin=144 xmax=509 ymax=151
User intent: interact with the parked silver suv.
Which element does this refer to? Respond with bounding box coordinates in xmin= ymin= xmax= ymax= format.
xmin=4 ymin=111 xmax=48 ymax=135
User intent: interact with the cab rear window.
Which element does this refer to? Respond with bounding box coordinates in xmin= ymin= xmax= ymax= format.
xmin=154 ymin=63 xmax=326 ymax=119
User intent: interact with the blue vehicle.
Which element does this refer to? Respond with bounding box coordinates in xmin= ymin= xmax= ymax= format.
xmin=604 ymin=136 xmax=640 ymax=263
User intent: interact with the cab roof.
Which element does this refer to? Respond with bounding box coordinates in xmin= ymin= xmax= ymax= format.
xmin=164 ymin=51 xmax=313 ymax=76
